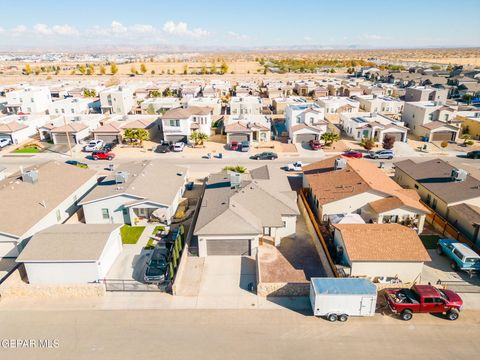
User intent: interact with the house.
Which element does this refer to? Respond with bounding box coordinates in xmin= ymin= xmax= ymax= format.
xmin=194 ymin=165 xmax=299 ymax=257
xmin=161 ymin=106 xmax=212 ymax=143
xmin=332 ymin=224 xmax=430 ymax=282
xmin=0 ymin=161 xmax=98 ymax=258
xmin=457 ymin=111 xmax=480 ymax=139
xmin=0 ymin=114 xmax=49 ymax=144
xmin=229 ymin=96 xmax=262 ymax=115
xmin=48 ymin=97 xmax=94 ymax=115
xmin=340 ymin=112 xmax=408 ymax=142
xmin=303 ymin=157 xmax=429 ymax=232
xmin=284 ymin=103 xmax=327 ymax=143
xmin=79 ymin=161 xmax=187 ymax=226
xmin=41 ymin=114 xmax=102 ymax=145
xmin=271 ymin=96 xmax=309 ymax=115
xmin=224 ymin=115 xmax=271 ymax=144
xmin=5 ymin=86 xmax=52 ymax=114
xmin=187 ymin=97 xmax=222 ymax=115
xmin=140 ymin=97 xmax=181 ymax=115
xmin=316 ymin=96 xmax=360 ymax=115
xmin=92 ymin=115 xmax=160 ymax=144
xmin=99 ymin=86 xmax=135 ymax=115
xmin=401 ymin=101 xmax=460 ymax=142
xmin=404 ymin=86 xmax=448 ymax=103
xmin=16 ymin=224 xmax=122 ymax=284
xmin=355 ymin=95 xmax=404 ymax=114
xmin=394 ymin=158 xmax=480 ymax=219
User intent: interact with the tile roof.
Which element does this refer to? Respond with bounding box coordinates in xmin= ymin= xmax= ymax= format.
xmin=0 ymin=121 xmax=28 ymax=133
xmin=51 ymin=123 xmax=88 ymax=133
xmin=334 ymin=223 xmax=431 ymax=262
xmin=162 ymin=106 xmax=212 ymax=120
xmin=93 ymin=121 xmax=122 ymax=133
xmin=421 ymin=121 xmax=459 ymax=130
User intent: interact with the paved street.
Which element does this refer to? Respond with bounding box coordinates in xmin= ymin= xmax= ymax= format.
xmin=0 ymin=308 xmax=479 ymax=360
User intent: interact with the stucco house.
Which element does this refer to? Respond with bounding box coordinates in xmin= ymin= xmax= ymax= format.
xmin=284 ymin=104 xmax=327 ymax=143
xmin=332 ymin=224 xmax=431 ymax=283
xmin=79 ymin=161 xmax=188 ymax=226
xmin=224 ymin=115 xmax=271 ymax=144
xmin=340 ymin=112 xmax=408 ymax=142
xmin=303 ymin=157 xmax=429 ymax=233
xmin=161 ymin=106 xmax=212 ymax=143
xmin=194 ymin=165 xmax=299 ymax=257
xmin=16 ymin=224 xmax=122 ymax=284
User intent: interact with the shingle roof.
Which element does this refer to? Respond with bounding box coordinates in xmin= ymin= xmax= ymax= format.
xmin=448 ymin=203 xmax=480 ymax=225
xmin=421 ymin=121 xmax=459 ymax=130
xmin=16 ymin=224 xmax=121 ymax=262
xmin=334 ymin=223 xmax=431 ymax=262
xmin=162 ymin=106 xmax=212 ymax=120
xmin=394 ymin=158 xmax=480 ymax=204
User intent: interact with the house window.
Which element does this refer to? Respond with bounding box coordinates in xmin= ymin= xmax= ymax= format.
xmin=169 ymin=120 xmax=180 ymax=127
xmin=428 ymin=114 xmax=433 ymax=121
xmin=414 ymin=184 xmax=419 ymax=189
xmin=56 ymin=209 xmax=61 ymax=222
xmin=102 ymin=208 xmax=110 ymax=220
xmin=263 ymin=227 xmax=271 ymax=236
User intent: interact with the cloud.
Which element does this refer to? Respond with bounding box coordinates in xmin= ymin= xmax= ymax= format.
xmin=360 ymin=34 xmax=386 ymax=40
xmin=34 ymin=24 xmax=52 ymax=35
xmin=130 ymin=24 xmax=155 ymax=34
xmin=33 ymin=23 xmax=79 ymax=36
xmin=11 ymin=25 xmax=27 ymax=33
xmin=228 ymin=31 xmax=248 ymax=40
xmin=303 ymin=36 xmax=313 ymax=42
xmin=162 ymin=21 xmax=209 ymax=37
xmin=110 ymin=21 xmax=127 ymax=33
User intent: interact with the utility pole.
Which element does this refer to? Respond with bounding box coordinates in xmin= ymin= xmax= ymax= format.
xmin=63 ymin=115 xmax=73 ymax=158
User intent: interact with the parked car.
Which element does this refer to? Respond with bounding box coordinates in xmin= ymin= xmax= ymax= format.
xmin=385 ymin=285 xmax=463 ymax=321
xmin=309 ymin=139 xmax=322 ymax=150
xmin=466 ymin=150 xmax=480 ymax=159
xmin=91 ymin=150 xmax=115 ymax=160
xmin=0 ymin=138 xmax=12 ymax=148
xmin=84 ymin=139 xmax=104 ymax=152
xmin=102 ymin=142 xmax=117 ymax=152
xmin=368 ymin=149 xmax=394 ymax=159
xmin=240 ymin=141 xmax=250 ymax=152
xmin=65 ymin=160 xmax=89 ymax=169
xmin=155 ymin=141 xmax=171 ymax=153
xmin=251 ymin=152 xmax=278 ymax=160
xmin=285 ymin=161 xmax=303 ymax=171
xmin=172 ymin=142 xmax=185 ymax=152
xmin=342 ymin=150 xmax=363 ymax=158
xmin=144 ymin=243 xmax=171 ymax=283
xmin=437 ymin=239 xmax=480 ymax=275
xmin=230 ymin=141 xmax=239 ymax=151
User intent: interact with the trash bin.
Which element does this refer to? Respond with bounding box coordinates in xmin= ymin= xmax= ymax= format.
xmin=218 ymin=153 xmax=223 ymax=159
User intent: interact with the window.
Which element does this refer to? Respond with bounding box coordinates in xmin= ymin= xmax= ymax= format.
xmin=428 ymin=113 xmax=433 ymax=121
xmin=424 ymin=298 xmax=434 ymax=304
xmin=56 ymin=209 xmax=61 ymax=222
xmin=169 ymin=120 xmax=180 ymax=127
xmin=414 ymin=184 xmax=419 ymax=189
xmin=101 ymin=208 xmax=110 ymax=220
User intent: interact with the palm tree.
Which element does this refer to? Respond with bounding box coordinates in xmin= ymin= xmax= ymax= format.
xmin=320 ymin=132 xmax=340 ymax=146
xmin=223 ymin=165 xmax=247 ymax=174
xmin=360 ymin=137 xmax=375 ymax=150
xmin=190 ymin=131 xmax=209 ymax=147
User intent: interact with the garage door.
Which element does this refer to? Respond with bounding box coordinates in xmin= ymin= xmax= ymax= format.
xmin=0 ymin=133 xmax=12 ymax=141
xmin=384 ymin=132 xmax=404 ymax=142
xmin=295 ymin=133 xmax=318 ymax=143
xmin=206 ymin=239 xmax=251 ymax=256
xmin=96 ymin=134 xmax=119 ymax=143
xmin=229 ymin=133 xmax=250 ymax=143
xmin=54 ymin=133 xmax=76 ymax=144
xmin=431 ymin=131 xmax=455 ymax=142
xmin=166 ymin=135 xmax=187 ymax=143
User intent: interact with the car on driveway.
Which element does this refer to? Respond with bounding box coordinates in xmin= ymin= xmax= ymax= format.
xmin=368 ymin=149 xmax=394 ymax=159
xmin=285 ymin=161 xmax=303 ymax=171
xmin=65 ymin=160 xmax=89 ymax=169
xmin=172 ymin=142 xmax=185 ymax=152
xmin=437 ymin=239 xmax=480 ymax=275
xmin=91 ymin=150 xmax=115 ymax=160
xmin=466 ymin=150 xmax=480 ymax=159
xmin=342 ymin=150 xmax=363 ymax=158
xmin=102 ymin=142 xmax=117 ymax=152
xmin=155 ymin=141 xmax=172 ymax=153
xmin=84 ymin=139 xmax=104 ymax=152
xmin=144 ymin=242 xmax=172 ymax=283
xmin=309 ymin=139 xmax=322 ymax=150
xmin=240 ymin=141 xmax=250 ymax=152
xmin=230 ymin=141 xmax=239 ymax=151
xmin=251 ymin=152 xmax=278 ymax=160
xmin=0 ymin=138 xmax=12 ymax=148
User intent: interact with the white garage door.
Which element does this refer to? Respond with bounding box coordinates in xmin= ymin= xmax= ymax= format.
xmin=295 ymin=133 xmax=318 ymax=143
xmin=206 ymin=239 xmax=251 ymax=256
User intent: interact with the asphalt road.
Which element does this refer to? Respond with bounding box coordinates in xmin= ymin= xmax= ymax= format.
xmin=0 ymin=309 xmax=479 ymax=360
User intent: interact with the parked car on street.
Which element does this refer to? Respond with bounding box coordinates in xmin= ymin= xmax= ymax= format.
xmin=155 ymin=141 xmax=172 ymax=153
xmin=240 ymin=141 xmax=250 ymax=152
xmin=230 ymin=141 xmax=239 ymax=151
xmin=91 ymin=150 xmax=115 ymax=160
xmin=309 ymin=139 xmax=322 ymax=150
xmin=172 ymin=142 xmax=185 ymax=152
xmin=385 ymin=285 xmax=463 ymax=321
xmin=466 ymin=150 xmax=480 ymax=159
xmin=84 ymin=139 xmax=104 ymax=152
xmin=437 ymin=239 xmax=480 ymax=275
xmin=251 ymin=152 xmax=278 ymax=160
xmin=368 ymin=149 xmax=394 ymax=159
xmin=144 ymin=243 xmax=171 ymax=284
xmin=0 ymin=138 xmax=12 ymax=148
xmin=342 ymin=150 xmax=363 ymax=158
xmin=285 ymin=161 xmax=303 ymax=171
xmin=65 ymin=160 xmax=89 ymax=169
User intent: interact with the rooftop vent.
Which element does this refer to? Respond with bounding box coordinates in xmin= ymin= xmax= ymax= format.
xmin=115 ymin=171 xmax=129 ymax=184
xmin=334 ymin=158 xmax=347 ymax=171
xmin=451 ymin=168 xmax=467 ymax=182
xmin=230 ymin=172 xmax=241 ymax=188
xmin=22 ymin=169 xmax=39 ymax=184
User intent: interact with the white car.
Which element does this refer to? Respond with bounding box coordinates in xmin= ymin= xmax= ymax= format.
xmin=285 ymin=161 xmax=303 ymax=171
xmin=172 ymin=142 xmax=185 ymax=152
xmin=0 ymin=138 xmax=12 ymax=148
xmin=84 ymin=139 xmax=104 ymax=152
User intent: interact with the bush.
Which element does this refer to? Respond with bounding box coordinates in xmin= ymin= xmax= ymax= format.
xmin=440 ymin=140 xmax=449 ymax=148
xmin=360 ymin=137 xmax=375 ymax=150
xmin=382 ymin=134 xmax=396 ymax=150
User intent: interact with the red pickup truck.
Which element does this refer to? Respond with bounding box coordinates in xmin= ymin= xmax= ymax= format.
xmin=385 ymin=285 xmax=463 ymax=321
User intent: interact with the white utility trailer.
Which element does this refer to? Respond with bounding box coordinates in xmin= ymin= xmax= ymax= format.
xmin=310 ymin=278 xmax=377 ymax=322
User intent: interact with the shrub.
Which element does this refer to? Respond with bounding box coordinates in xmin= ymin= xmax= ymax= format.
xmin=360 ymin=137 xmax=375 ymax=150
xmin=382 ymin=134 xmax=396 ymax=150
xmin=440 ymin=140 xmax=449 ymax=148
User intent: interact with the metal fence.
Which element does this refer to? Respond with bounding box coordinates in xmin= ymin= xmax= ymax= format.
xmin=102 ymin=279 xmax=171 ymax=292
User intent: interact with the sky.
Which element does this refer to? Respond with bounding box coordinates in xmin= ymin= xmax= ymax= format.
xmin=0 ymin=0 xmax=479 ymax=51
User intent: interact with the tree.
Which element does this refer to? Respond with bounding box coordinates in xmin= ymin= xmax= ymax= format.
xmin=201 ymin=64 xmax=207 ymax=75
xmin=190 ymin=131 xmax=209 ymax=147
xmin=78 ymin=65 xmax=86 ymax=75
xmin=210 ymin=62 xmax=217 ymax=74
xmin=360 ymin=137 xmax=375 ymax=150
xmin=164 ymin=88 xmax=173 ymax=97
xmin=140 ymin=63 xmax=147 ymax=74
xmin=382 ymin=134 xmax=396 ymax=150
xmin=88 ymin=64 xmax=95 ymax=75
xmin=462 ymin=94 xmax=473 ymax=105
xmin=440 ymin=140 xmax=449 ymax=148
xmin=223 ymin=165 xmax=247 ymax=174
xmin=146 ymin=104 xmax=156 ymax=115
xmin=149 ymin=90 xmax=161 ymax=98
xmin=151 ymin=70 xmax=155 ymax=75
xmin=83 ymin=89 xmax=96 ymax=97
xmin=220 ymin=62 xmax=229 ymax=74
xmin=320 ymin=132 xmax=340 ymax=146
xmin=130 ymin=65 xmax=137 ymax=74
xmin=183 ymin=64 xmax=188 ymax=75
xmin=99 ymin=64 xmax=106 ymax=75
xmin=110 ymin=63 xmax=118 ymax=75
xmin=123 ymin=128 xmax=150 ymax=145
xmin=23 ymin=64 xmax=32 ymax=75
xmin=461 ymin=134 xmax=474 ymax=146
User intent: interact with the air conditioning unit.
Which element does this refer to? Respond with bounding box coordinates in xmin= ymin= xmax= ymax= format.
xmin=451 ymin=168 xmax=467 ymax=182
xmin=115 ymin=171 xmax=129 ymax=184
xmin=230 ymin=172 xmax=241 ymax=188
xmin=22 ymin=170 xmax=38 ymax=184
xmin=334 ymin=158 xmax=347 ymax=170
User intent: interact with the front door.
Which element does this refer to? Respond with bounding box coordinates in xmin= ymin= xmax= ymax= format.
xmin=263 ymin=227 xmax=271 ymax=236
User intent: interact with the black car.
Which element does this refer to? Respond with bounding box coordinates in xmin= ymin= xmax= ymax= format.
xmin=467 ymin=150 xmax=480 ymax=159
xmin=251 ymin=152 xmax=278 ymax=160
xmin=155 ymin=141 xmax=172 ymax=153
xmin=144 ymin=243 xmax=171 ymax=283
xmin=102 ymin=142 xmax=117 ymax=152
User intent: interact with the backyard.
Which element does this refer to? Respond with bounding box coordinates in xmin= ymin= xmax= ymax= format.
xmin=120 ymin=225 xmax=146 ymax=244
